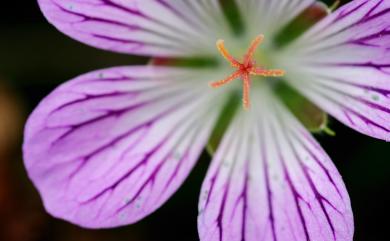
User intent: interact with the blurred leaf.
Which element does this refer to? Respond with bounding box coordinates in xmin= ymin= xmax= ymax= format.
xmin=219 ymin=0 xmax=245 ymax=36
xmin=274 ymin=2 xmax=329 ymax=48
xmin=0 ymin=82 xmax=24 ymax=156
xmin=274 ymin=81 xmax=328 ymax=132
xmin=207 ymin=92 xmax=240 ymax=155
xmin=0 ymin=26 xmax=147 ymax=85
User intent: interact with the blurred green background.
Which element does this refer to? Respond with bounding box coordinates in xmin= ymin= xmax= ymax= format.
xmin=0 ymin=0 xmax=389 ymax=240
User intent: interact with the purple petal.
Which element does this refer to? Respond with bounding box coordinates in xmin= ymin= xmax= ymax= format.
xmin=198 ymin=89 xmax=353 ymax=241
xmin=278 ymin=0 xmax=390 ymax=141
xmin=23 ymin=66 xmax=223 ymax=228
xmin=38 ymin=0 xmax=228 ymax=57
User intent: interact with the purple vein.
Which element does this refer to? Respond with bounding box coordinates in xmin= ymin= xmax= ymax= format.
xmin=215 ymin=118 xmax=245 ymax=241
xmin=53 ymin=1 xmax=198 ymax=50
xmin=268 ymin=120 xmax=310 ymax=241
xmin=78 ymin=92 xmax=205 ymax=207
xmin=273 ymin=107 xmax=341 ymax=240
xmin=306 ymin=85 xmax=390 ymax=132
xmin=257 ymin=117 xmax=278 ymax=241
xmin=111 ymin=105 xmax=208 ymax=215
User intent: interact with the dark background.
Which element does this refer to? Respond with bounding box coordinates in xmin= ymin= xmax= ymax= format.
xmin=0 ymin=0 xmax=389 ymax=240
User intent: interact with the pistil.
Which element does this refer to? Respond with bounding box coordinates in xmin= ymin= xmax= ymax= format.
xmin=210 ymin=34 xmax=285 ymax=110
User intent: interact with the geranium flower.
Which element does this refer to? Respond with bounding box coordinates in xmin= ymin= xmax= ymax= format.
xmin=23 ymin=0 xmax=390 ymax=240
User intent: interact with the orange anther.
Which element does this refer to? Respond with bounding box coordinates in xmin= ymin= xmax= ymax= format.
xmin=209 ymin=70 xmax=241 ymax=88
xmin=250 ymin=68 xmax=285 ymax=77
xmin=216 ymin=40 xmax=240 ymax=68
xmin=242 ymin=73 xmax=251 ymax=110
xmin=244 ymin=34 xmax=264 ymax=66
xmin=210 ymin=35 xmax=285 ymax=110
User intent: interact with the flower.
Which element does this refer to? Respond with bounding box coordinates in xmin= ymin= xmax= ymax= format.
xmin=23 ymin=0 xmax=390 ymax=240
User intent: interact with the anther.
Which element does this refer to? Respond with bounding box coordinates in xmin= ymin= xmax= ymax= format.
xmin=210 ymin=34 xmax=285 ymax=110
xmin=209 ymin=70 xmax=241 ymax=88
xmin=216 ymin=40 xmax=240 ymax=68
xmin=244 ymin=35 xmax=264 ymax=66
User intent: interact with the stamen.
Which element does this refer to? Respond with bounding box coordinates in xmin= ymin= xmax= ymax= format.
xmin=211 ymin=35 xmax=285 ymax=110
xmin=216 ymin=40 xmax=240 ymax=67
xmin=244 ymin=34 xmax=264 ymax=66
xmin=250 ymin=68 xmax=285 ymax=77
xmin=209 ymin=70 xmax=241 ymax=88
xmin=242 ymin=73 xmax=251 ymax=110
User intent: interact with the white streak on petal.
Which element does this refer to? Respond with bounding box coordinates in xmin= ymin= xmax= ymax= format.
xmin=198 ymin=87 xmax=353 ymax=241
xmin=236 ymin=0 xmax=315 ymax=38
xmin=277 ymin=0 xmax=390 ymax=141
xmin=38 ymin=0 xmax=230 ymax=56
xmin=23 ymin=66 xmax=227 ymax=228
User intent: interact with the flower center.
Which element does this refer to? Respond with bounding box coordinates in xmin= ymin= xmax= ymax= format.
xmin=210 ymin=34 xmax=285 ymax=110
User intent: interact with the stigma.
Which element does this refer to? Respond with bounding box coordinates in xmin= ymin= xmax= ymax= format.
xmin=210 ymin=34 xmax=285 ymax=110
